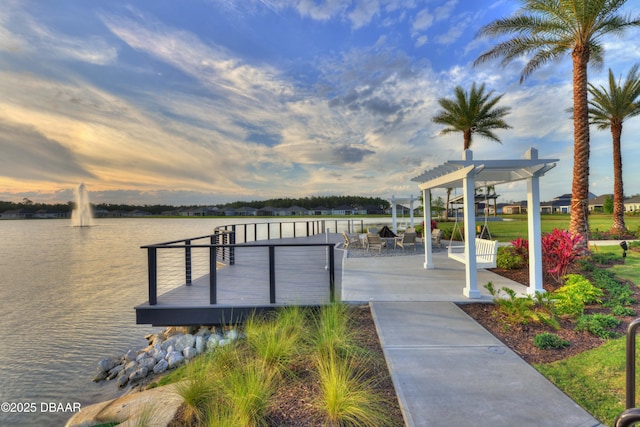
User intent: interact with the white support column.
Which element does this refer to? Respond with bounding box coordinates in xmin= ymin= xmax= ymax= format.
xmin=423 ymin=189 xmax=434 ymax=269
xmin=462 ymin=173 xmax=480 ymax=298
xmin=526 ymin=148 xmax=544 ymax=295
xmin=391 ymin=195 xmax=397 ymax=234
xmin=410 ymin=194 xmax=415 ymax=228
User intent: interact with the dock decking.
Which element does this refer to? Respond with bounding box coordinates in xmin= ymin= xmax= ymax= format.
xmin=135 ymin=234 xmax=343 ymax=325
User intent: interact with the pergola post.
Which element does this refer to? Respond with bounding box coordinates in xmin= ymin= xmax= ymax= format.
xmin=391 ymin=195 xmax=397 ymax=234
xmin=409 ymin=194 xmax=415 ymax=228
xmin=526 ymin=148 xmax=544 ymax=294
xmin=462 ymin=160 xmax=480 ymax=298
xmin=423 ymin=189 xmax=434 ymax=269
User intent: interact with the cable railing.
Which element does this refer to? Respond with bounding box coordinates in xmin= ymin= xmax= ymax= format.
xmin=140 ymin=219 xmax=360 ymax=308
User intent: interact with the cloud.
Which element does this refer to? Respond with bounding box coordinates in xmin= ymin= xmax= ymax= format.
xmin=0 ymin=119 xmax=96 ymax=182
xmin=411 ymin=8 xmax=434 ymax=33
xmin=0 ymin=2 xmax=116 ymax=64
xmin=332 ymin=145 xmax=375 ymax=163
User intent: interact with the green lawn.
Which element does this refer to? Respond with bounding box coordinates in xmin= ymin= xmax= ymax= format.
xmin=434 ymin=214 xmax=640 ymax=243
xmin=534 ymin=247 xmax=640 ymax=426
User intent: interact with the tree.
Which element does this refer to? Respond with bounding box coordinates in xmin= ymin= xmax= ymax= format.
xmin=431 ymin=82 xmax=512 ymax=150
xmin=588 ymin=64 xmax=640 ymax=233
xmin=603 ymin=195 xmax=614 ymax=214
xmin=474 ymin=0 xmax=640 ymax=246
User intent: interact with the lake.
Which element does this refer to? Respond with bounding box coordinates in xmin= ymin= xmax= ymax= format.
xmin=0 ymin=216 xmax=396 ymax=426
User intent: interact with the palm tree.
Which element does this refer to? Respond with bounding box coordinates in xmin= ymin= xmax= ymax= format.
xmin=588 ymin=64 xmax=640 ymax=234
xmin=474 ymin=0 xmax=640 ymax=246
xmin=431 ymin=82 xmax=512 ymax=150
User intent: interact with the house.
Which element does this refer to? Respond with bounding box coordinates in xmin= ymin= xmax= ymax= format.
xmin=1 ymin=209 xmax=33 ymax=219
xmin=33 ymin=209 xmax=69 ymax=219
xmin=288 ymin=206 xmax=309 ymax=216
xmin=501 ymin=201 xmax=527 ymax=215
xmin=588 ymin=194 xmax=613 ymax=213
xmin=332 ymin=205 xmax=355 ymax=215
xmin=540 ymin=193 xmax=572 ymax=214
xmin=311 ymin=206 xmax=331 ymax=215
xmin=359 ymin=205 xmax=384 ymax=215
xmin=235 ymin=207 xmax=258 ymax=216
xmin=257 ymin=206 xmax=278 ymax=216
xmin=624 ymin=196 xmax=640 ymax=213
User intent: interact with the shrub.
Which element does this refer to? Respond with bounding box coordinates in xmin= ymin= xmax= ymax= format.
xmin=611 ymin=305 xmax=636 ymax=317
xmin=511 ymin=237 xmax=529 ymax=265
xmin=551 ymin=274 xmax=603 ymax=318
xmin=496 ymin=246 xmax=524 ymax=270
xmin=590 ymin=269 xmax=636 ymax=307
xmin=533 ymin=332 xmax=570 ymax=350
xmin=484 ymin=282 xmax=559 ymax=330
xmin=575 ymin=314 xmax=620 ymax=339
xmin=541 ymin=228 xmax=584 ymax=284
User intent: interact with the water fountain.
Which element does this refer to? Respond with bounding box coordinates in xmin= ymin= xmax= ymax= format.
xmin=71 ymin=183 xmax=94 ymax=227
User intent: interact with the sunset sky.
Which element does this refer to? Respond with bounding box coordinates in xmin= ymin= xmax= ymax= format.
xmin=2 ymin=0 xmax=639 ymax=206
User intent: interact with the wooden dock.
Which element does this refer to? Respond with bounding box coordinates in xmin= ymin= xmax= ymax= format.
xmin=135 ymin=234 xmax=344 ymax=326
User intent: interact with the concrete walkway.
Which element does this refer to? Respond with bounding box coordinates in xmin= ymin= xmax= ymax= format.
xmin=340 ymin=249 xmax=605 ymax=427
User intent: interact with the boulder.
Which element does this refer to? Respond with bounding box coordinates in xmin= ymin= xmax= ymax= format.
xmin=128 ymin=366 xmax=149 ymax=382
xmin=195 ymin=336 xmax=205 ymax=354
xmin=116 ymin=374 xmax=128 ymax=388
xmin=167 ymin=351 xmax=184 ymax=369
xmin=174 ymin=334 xmax=195 ymax=352
xmin=92 ymin=369 xmax=109 ymax=382
xmin=107 ymin=365 xmax=125 ymax=380
xmin=183 ymin=346 xmax=197 ymax=360
xmin=153 ymin=359 xmax=168 ymax=374
xmin=124 ymin=349 xmax=137 ymax=362
xmin=138 ymin=357 xmax=156 ymax=370
xmin=161 ymin=335 xmax=180 ymax=351
xmin=97 ymin=357 xmax=118 ymax=373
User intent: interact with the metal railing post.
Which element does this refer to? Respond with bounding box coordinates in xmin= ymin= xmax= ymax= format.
xmin=148 ymin=247 xmax=157 ymax=305
xmin=329 ymin=245 xmax=335 ymax=303
xmin=625 ymin=319 xmax=640 ymax=409
xmin=269 ymin=245 xmax=276 ymax=303
xmin=230 ymin=225 xmax=236 ymax=265
xmin=185 ymin=240 xmax=192 ymax=285
xmin=209 ymin=245 xmax=217 ymax=304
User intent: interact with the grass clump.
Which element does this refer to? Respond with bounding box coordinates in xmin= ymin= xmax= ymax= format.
xmin=167 ymin=304 xmax=401 ymax=426
xmin=314 ymin=349 xmax=392 ymax=427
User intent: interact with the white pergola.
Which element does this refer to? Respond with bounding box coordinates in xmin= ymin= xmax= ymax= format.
xmin=412 ymin=148 xmax=558 ymax=298
xmin=388 ymin=195 xmax=419 ymax=234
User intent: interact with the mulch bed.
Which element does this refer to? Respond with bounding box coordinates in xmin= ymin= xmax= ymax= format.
xmin=459 ymin=255 xmax=640 ymax=365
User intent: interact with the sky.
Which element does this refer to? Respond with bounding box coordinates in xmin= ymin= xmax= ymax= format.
xmin=1 ymin=0 xmax=640 ymax=207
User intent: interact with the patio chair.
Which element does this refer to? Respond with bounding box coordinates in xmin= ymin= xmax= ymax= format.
xmin=368 ymin=227 xmax=378 ymax=234
xmin=365 ymin=233 xmax=386 ymax=254
xmin=431 ymin=228 xmax=443 ymax=248
xmin=396 ymin=232 xmax=417 ymax=251
xmin=341 ymin=231 xmax=361 ymax=249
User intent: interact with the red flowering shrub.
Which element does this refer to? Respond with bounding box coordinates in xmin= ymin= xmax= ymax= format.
xmin=541 ymin=229 xmax=584 ymax=284
xmin=511 ymin=237 xmax=529 ymax=266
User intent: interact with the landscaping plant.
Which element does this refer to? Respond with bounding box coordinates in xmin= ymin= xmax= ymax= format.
xmin=575 ymin=314 xmax=621 ymax=339
xmin=541 ymin=228 xmax=585 ymax=284
xmin=496 ymin=246 xmax=524 ymax=270
xmin=533 ymin=332 xmax=570 ymax=350
xmin=484 ymin=282 xmax=558 ymax=330
xmin=551 ymin=274 xmax=603 ymax=318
